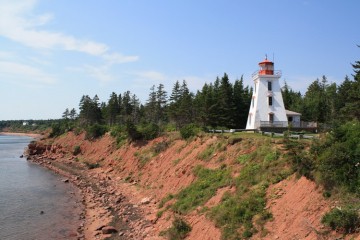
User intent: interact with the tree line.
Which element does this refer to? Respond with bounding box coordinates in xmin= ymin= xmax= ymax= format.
xmin=52 ymin=51 xmax=360 ymax=139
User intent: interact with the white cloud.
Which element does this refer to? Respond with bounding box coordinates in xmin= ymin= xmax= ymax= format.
xmin=0 ymin=60 xmax=56 ymax=84
xmin=0 ymin=0 xmax=138 ymax=60
xmin=103 ymin=53 xmax=139 ymax=64
xmin=0 ymin=51 xmax=16 ymax=59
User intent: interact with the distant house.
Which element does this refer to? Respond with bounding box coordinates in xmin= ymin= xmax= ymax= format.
xmin=286 ymin=110 xmax=301 ymax=127
xmin=23 ymin=121 xmax=29 ymax=126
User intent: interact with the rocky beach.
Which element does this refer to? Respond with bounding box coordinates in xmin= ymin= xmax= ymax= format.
xmin=26 ymin=140 xmax=160 ymax=240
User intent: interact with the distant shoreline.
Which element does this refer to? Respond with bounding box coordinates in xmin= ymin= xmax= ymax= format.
xmin=0 ymin=132 xmax=43 ymax=139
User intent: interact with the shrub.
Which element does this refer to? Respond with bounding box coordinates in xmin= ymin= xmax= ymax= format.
xmin=152 ymin=141 xmax=169 ymax=154
xmin=321 ymin=208 xmax=360 ymax=233
xmin=161 ymin=217 xmax=192 ymax=240
xmin=85 ymin=124 xmax=107 ymax=140
xmin=84 ymin=162 xmax=100 ymax=169
xmin=110 ymin=126 xmax=127 ymax=147
xmin=73 ymin=145 xmax=81 ymax=155
xmin=228 ymin=136 xmax=242 ymax=145
xmin=49 ymin=123 xmax=66 ymax=137
xmin=139 ymin=123 xmax=160 ymax=140
xmin=126 ymin=122 xmax=143 ymax=141
xmin=316 ymin=121 xmax=360 ymax=193
xmin=285 ymin=139 xmax=314 ymax=179
xmin=209 ymin=188 xmax=269 ymax=239
xmin=180 ymin=124 xmax=200 ymax=139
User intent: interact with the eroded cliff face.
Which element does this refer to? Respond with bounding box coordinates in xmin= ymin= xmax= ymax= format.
xmin=27 ymin=131 xmax=357 ymax=240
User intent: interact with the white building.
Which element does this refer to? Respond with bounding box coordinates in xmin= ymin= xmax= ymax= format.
xmin=246 ymin=58 xmax=288 ymax=130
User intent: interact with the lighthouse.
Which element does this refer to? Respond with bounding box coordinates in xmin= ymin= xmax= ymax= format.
xmin=246 ymin=57 xmax=288 ymax=130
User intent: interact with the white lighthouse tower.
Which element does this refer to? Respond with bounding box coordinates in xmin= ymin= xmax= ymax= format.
xmin=246 ymin=57 xmax=288 ymax=130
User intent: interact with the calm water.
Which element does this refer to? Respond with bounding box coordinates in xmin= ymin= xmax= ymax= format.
xmin=0 ymin=135 xmax=82 ymax=240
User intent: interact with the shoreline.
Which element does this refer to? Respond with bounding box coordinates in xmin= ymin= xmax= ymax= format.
xmin=25 ymin=142 xmax=152 ymax=240
xmin=0 ymin=131 xmax=43 ymax=140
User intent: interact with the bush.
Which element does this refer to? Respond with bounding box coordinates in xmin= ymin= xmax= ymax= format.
xmin=49 ymin=123 xmax=66 ymax=137
xmin=161 ymin=217 xmax=192 ymax=240
xmin=84 ymin=162 xmax=100 ymax=169
xmin=73 ymin=145 xmax=81 ymax=155
xmin=284 ymin=139 xmax=314 ymax=179
xmin=316 ymin=121 xmax=360 ymax=193
xmin=139 ymin=123 xmax=160 ymax=140
xmin=126 ymin=122 xmax=143 ymax=141
xmin=152 ymin=141 xmax=169 ymax=154
xmin=85 ymin=124 xmax=107 ymax=140
xmin=110 ymin=126 xmax=127 ymax=147
xmin=321 ymin=208 xmax=360 ymax=233
xmin=180 ymin=124 xmax=200 ymax=139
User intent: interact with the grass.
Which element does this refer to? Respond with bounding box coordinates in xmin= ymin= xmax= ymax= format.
xmin=158 ymin=136 xmax=295 ymax=239
xmin=197 ymin=145 xmax=215 ymax=161
xmin=171 ymin=165 xmax=232 ymax=214
xmin=197 ymin=139 xmax=227 ymax=161
xmin=206 ymin=139 xmax=292 ymax=239
xmin=160 ymin=217 xmax=192 ymax=240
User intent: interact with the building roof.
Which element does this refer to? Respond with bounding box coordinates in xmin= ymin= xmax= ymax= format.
xmin=259 ymin=59 xmax=274 ymax=65
xmin=285 ymin=109 xmax=302 ymax=116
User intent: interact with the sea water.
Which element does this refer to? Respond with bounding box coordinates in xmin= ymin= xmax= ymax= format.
xmin=0 ymin=135 xmax=82 ymax=240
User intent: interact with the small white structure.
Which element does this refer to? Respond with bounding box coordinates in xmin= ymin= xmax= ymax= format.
xmin=286 ymin=110 xmax=301 ymax=127
xmin=246 ymin=58 xmax=288 ymax=130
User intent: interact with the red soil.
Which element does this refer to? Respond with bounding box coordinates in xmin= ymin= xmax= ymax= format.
xmin=28 ymin=131 xmax=359 ymax=240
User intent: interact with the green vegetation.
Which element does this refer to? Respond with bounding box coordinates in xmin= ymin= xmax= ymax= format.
xmin=172 ymin=166 xmax=232 ymax=214
xmin=160 ymin=217 xmax=192 ymax=240
xmin=197 ymin=145 xmax=215 ymax=161
xmin=180 ymin=123 xmax=200 ymax=139
xmin=84 ymin=162 xmax=100 ymax=169
xmin=321 ymin=207 xmax=360 ymax=233
xmin=209 ymin=187 xmax=270 ymax=239
xmin=315 ymin=121 xmax=360 ymax=194
xmin=85 ymin=123 xmax=108 ymax=140
xmin=73 ymin=145 xmax=81 ymax=155
xmin=20 ymin=46 xmax=359 ymax=239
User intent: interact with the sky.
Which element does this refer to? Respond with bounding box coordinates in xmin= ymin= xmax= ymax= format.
xmin=0 ymin=0 xmax=359 ymax=120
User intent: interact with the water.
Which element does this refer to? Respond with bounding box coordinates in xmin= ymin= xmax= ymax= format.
xmin=0 ymin=135 xmax=82 ymax=240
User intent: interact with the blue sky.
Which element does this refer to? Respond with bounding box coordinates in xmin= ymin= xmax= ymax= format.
xmin=0 ymin=0 xmax=359 ymax=120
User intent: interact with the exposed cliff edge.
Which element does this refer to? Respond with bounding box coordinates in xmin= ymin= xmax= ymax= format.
xmin=26 ymin=131 xmax=359 ymax=240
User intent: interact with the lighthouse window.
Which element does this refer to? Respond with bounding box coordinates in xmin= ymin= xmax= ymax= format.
xmin=268 ymin=96 xmax=273 ymax=106
xmin=254 ymin=83 xmax=257 ymax=93
xmin=252 ymin=98 xmax=254 ymax=108
xmin=268 ymin=81 xmax=272 ymax=91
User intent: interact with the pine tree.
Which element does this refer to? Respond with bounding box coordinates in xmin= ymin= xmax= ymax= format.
xmin=62 ymin=108 xmax=70 ymax=120
xmin=156 ymin=83 xmax=168 ymax=125
xmin=105 ymin=92 xmax=120 ymax=126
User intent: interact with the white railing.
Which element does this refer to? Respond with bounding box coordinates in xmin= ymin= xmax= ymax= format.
xmin=252 ymin=70 xmax=282 ymax=78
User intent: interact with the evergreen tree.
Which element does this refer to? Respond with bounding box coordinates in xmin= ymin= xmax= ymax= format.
xmin=105 ymin=92 xmax=120 ymax=126
xmin=233 ymin=76 xmax=251 ymax=128
xmin=218 ymin=73 xmax=235 ymax=128
xmin=339 ymin=52 xmax=360 ymax=120
xmin=145 ymin=85 xmax=158 ymax=124
xmin=281 ymin=81 xmax=303 ymax=113
xmin=156 ymin=83 xmax=168 ymax=125
xmin=62 ymin=108 xmax=70 ymax=120
xmin=69 ymin=108 xmax=77 ymax=120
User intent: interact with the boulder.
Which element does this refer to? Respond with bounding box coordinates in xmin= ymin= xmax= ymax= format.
xmin=140 ymin=197 xmax=151 ymax=205
xmin=101 ymin=226 xmax=117 ymax=234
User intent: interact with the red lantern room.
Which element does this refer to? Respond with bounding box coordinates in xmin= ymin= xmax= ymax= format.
xmin=258 ymin=56 xmax=274 ymax=75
